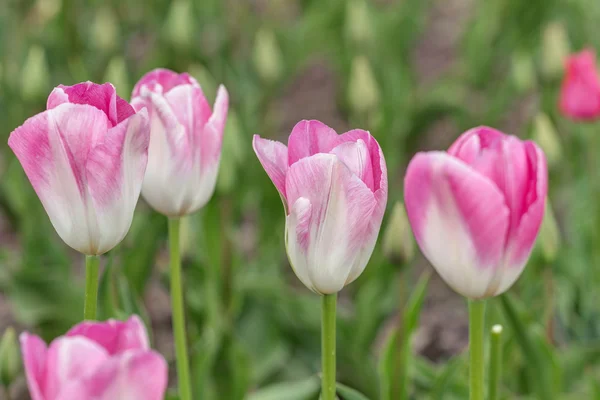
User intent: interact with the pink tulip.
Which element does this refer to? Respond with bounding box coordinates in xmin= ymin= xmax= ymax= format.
xmin=404 ymin=127 xmax=547 ymax=299
xmin=404 ymin=127 xmax=548 ymax=299
xmin=8 ymin=82 xmax=150 ymax=255
xmin=131 ymin=68 xmax=229 ymax=216
xmin=559 ymin=49 xmax=600 ymax=120
xmin=253 ymin=120 xmax=388 ymax=294
xmin=20 ymin=316 xmax=167 ymax=400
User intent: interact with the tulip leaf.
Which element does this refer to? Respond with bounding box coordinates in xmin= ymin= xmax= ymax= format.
xmin=246 ymin=376 xmax=320 ymax=400
xmin=336 ymin=381 xmax=371 ymax=400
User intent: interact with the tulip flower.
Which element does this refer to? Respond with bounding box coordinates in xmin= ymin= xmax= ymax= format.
xmin=9 ymin=82 xmax=150 ymax=321
xmin=131 ymin=68 xmax=229 ymax=217
xmin=404 ymin=126 xmax=547 ymax=400
xmin=254 ymin=119 xmax=387 ymax=400
xmin=131 ymin=68 xmax=229 ymax=400
xmin=559 ymin=49 xmax=600 ymax=121
xmin=20 ymin=316 xmax=167 ymax=400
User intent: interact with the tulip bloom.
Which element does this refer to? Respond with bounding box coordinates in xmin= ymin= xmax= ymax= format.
xmin=131 ymin=68 xmax=229 ymax=216
xmin=8 ymin=82 xmax=150 ymax=255
xmin=559 ymin=49 xmax=600 ymax=120
xmin=20 ymin=316 xmax=167 ymax=400
xmin=253 ymin=120 xmax=388 ymax=294
xmin=404 ymin=126 xmax=547 ymax=299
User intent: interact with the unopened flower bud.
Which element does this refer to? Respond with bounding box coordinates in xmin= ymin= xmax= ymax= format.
xmin=537 ymin=199 xmax=560 ymax=264
xmin=382 ymin=202 xmax=415 ymax=265
xmin=532 ymin=113 xmax=561 ymax=167
xmin=511 ymin=51 xmax=536 ymax=93
xmin=103 ymin=57 xmax=131 ymax=98
xmin=165 ymin=0 xmax=193 ymax=49
xmin=345 ymin=0 xmax=373 ymax=47
xmin=0 ymin=327 xmax=21 ymax=387
xmin=92 ymin=6 xmax=119 ymax=52
xmin=253 ymin=28 xmax=283 ymax=83
xmin=21 ymin=45 xmax=50 ymax=101
xmin=542 ymin=22 xmax=570 ymax=81
xmin=348 ymin=55 xmax=380 ymax=114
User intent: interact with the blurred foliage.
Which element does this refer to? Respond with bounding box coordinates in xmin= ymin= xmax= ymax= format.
xmin=1 ymin=0 xmax=600 ymax=399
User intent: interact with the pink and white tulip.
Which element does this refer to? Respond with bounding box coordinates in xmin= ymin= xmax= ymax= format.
xmin=131 ymin=68 xmax=229 ymax=216
xmin=20 ymin=316 xmax=167 ymax=400
xmin=404 ymin=127 xmax=547 ymax=299
xmin=253 ymin=120 xmax=388 ymax=294
xmin=559 ymin=49 xmax=600 ymax=120
xmin=8 ymin=82 xmax=150 ymax=255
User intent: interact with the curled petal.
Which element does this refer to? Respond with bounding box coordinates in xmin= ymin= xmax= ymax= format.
xmin=47 ymin=82 xmax=134 ymax=126
xmin=330 ymin=139 xmax=374 ymax=192
xmin=404 ymin=152 xmax=510 ymax=299
xmin=202 ymin=85 xmax=229 ymax=169
xmin=132 ymin=68 xmax=199 ymax=98
xmin=66 ymin=315 xmax=150 ymax=356
xmin=287 ymin=120 xmax=339 ymax=166
xmin=253 ymin=135 xmax=288 ymax=200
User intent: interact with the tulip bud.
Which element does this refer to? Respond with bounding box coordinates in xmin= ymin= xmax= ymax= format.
xmin=253 ymin=28 xmax=283 ymax=83
xmin=511 ymin=50 xmax=536 ymax=93
xmin=532 ymin=113 xmax=561 ymax=167
xmin=348 ymin=55 xmax=380 ymax=115
xmin=164 ymin=0 xmax=193 ymax=49
xmin=559 ymin=50 xmax=600 ymax=121
xmin=382 ymin=202 xmax=415 ymax=265
xmin=345 ymin=0 xmax=373 ymax=47
xmin=217 ymin=111 xmax=245 ymax=194
xmin=0 ymin=327 xmax=20 ymax=388
xmin=92 ymin=6 xmax=120 ymax=52
xmin=21 ymin=45 xmax=50 ymax=101
xmin=537 ymin=199 xmax=560 ymax=263
xmin=541 ymin=22 xmax=570 ymax=81
xmin=103 ymin=57 xmax=131 ymax=98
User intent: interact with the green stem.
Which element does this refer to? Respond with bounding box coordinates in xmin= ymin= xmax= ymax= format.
xmin=321 ymin=293 xmax=337 ymax=400
xmin=84 ymin=255 xmax=100 ymax=320
xmin=169 ymin=218 xmax=192 ymax=400
xmin=469 ymin=299 xmax=486 ymax=400
xmin=489 ymin=324 xmax=503 ymax=400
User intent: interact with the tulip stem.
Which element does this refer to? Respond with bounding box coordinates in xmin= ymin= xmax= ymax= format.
xmin=489 ymin=324 xmax=503 ymax=400
xmin=321 ymin=293 xmax=337 ymax=400
xmin=83 ymin=255 xmax=100 ymax=320
xmin=469 ymin=299 xmax=486 ymax=400
xmin=169 ymin=218 xmax=192 ymax=400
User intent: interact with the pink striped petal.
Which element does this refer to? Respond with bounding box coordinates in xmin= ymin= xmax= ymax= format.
xmin=20 ymin=333 xmax=47 ymax=400
xmin=47 ymin=82 xmax=134 ymax=127
xmin=285 ymin=153 xmax=378 ymax=294
xmin=8 ymin=104 xmax=111 ymax=254
xmin=287 ymin=120 xmax=339 ymax=166
xmin=85 ymin=109 xmax=150 ymax=254
xmin=404 ymin=152 xmax=510 ymax=298
xmin=330 ymin=139 xmax=374 ymax=192
xmin=44 ymin=337 xmax=109 ymax=400
xmin=202 ymin=85 xmax=229 ymax=168
xmin=57 ymin=350 xmax=168 ymax=400
xmin=334 ymin=129 xmax=386 ymax=193
xmin=66 ymin=316 xmax=149 ymax=356
xmin=252 ymin=135 xmax=289 ymax=200
xmin=132 ymin=68 xmax=199 ymax=97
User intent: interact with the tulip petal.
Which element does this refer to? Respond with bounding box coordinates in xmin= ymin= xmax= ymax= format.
xmin=330 ymin=139 xmax=374 ymax=192
xmin=334 ymin=129 xmax=386 ymax=193
xmin=404 ymin=152 xmax=510 ymax=298
xmin=287 ymin=120 xmax=339 ymax=165
xmin=285 ymin=153 xmax=378 ymax=294
xmin=48 ymin=82 xmax=134 ymax=126
xmin=20 ymin=333 xmax=48 ymax=400
xmin=203 ymin=85 xmax=229 ymax=168
xmin=253 ymin=135 xmax=289 ymax=199
xmin=86 ymin=109 xmax=150 ymax=254
xmin=131 ymin=68 xmax=199 ymax=98
xmin=44 ymin=337 xmax=110 ymax=400
xmin=66 ymin=315 xmax=150 ymax=356
xmin=8 ymin=103 xmax=111 ymax=254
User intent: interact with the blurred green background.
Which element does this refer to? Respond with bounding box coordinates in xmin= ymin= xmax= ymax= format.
xmin=1 ymin=0 xmax=600 ymax=399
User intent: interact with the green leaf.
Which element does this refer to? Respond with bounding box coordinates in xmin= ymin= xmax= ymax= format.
xmin=247 ymin=376 xmax=320 ymax=400
xmin=336 ymin=381 xmax=371 ymax=400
